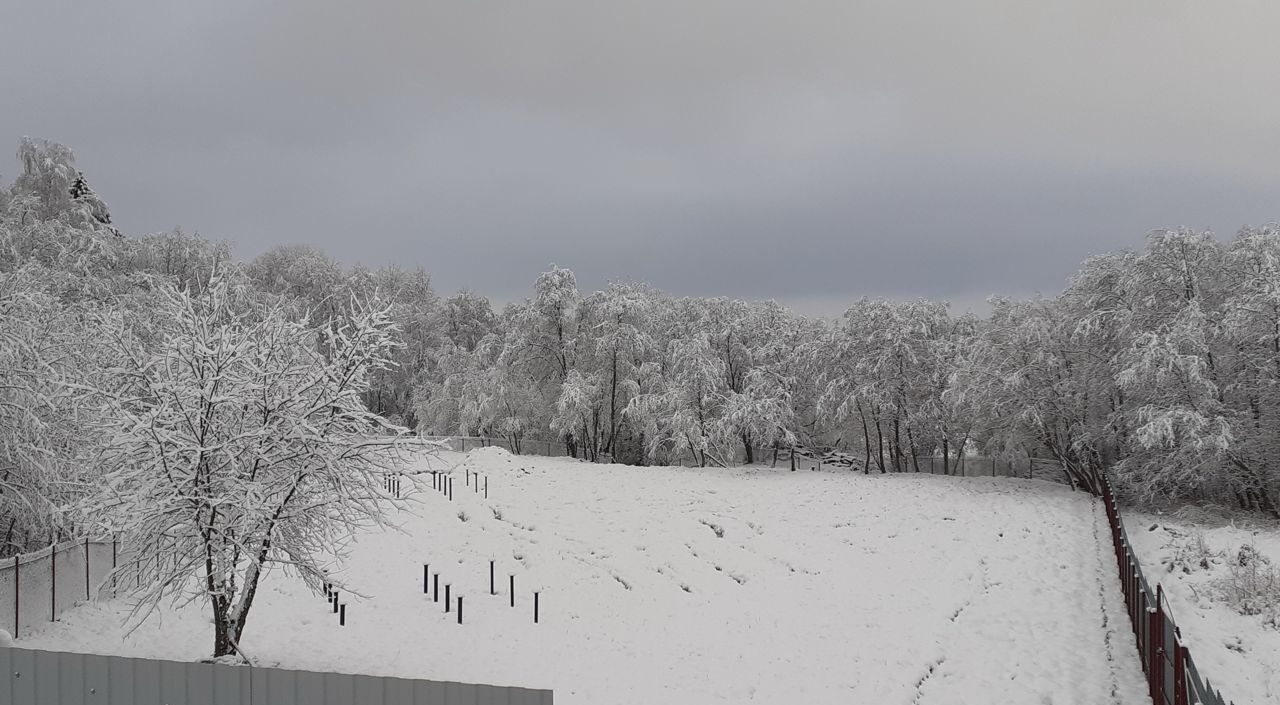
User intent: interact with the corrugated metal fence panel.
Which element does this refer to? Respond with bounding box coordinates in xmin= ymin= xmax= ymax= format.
xmin=0 ymin=646 xmax=553 ymax=705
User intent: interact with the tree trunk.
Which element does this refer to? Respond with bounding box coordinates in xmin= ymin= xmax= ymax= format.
xmin=905 ymin=424 xmax=920 ymax=473
xmin=859 ymin=406 xmax=872 ymax=475
xmin=212 ymin=599 xmax=232 ymax=658
xmin=607 ymin=349 xmax=619 ymax=455
xmin=874 ymin=418 xmax=886 ymax=473
xmin=892 ymin=416 xmax=904 ymax=473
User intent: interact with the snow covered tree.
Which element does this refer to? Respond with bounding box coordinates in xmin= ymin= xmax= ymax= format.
xmin=123 ymin=229 xmax=232 ymax=294
xmin=82 ymin=275 xmax=414 ymax=658
xmin=0 ymin=266 xmax=124 ymax=552
xmin=630 ymin=335 xmax=732 ymax=467
xmin=11 ymin=137 xmax=114 ymax=231
xmin=441 ymin=290 xmax=496 ymax=352
xmin=245 ymin=244 xmax=346 ymax=323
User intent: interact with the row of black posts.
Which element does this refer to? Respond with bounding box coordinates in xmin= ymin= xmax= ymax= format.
xmin=431 ymin=471 xmax=455 ymax=500
xmin=428 ymin=469 xmax=491 ymax=500
xmin=422 ymin=559 xmax=539 ymax=624
xmin=425 ymin=465 xmax=539 ymax=626
xmin=423 ymin=562 xmax=464 ymax=624
xmin=385 ymin=474 xmax=402 ymax=498
xmin=465 ymin=468 xmax=489 ymax=498
xmin=324 ymin=581 xmax=347 ymax=626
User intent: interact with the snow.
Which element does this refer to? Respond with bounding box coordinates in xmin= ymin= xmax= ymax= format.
xmin=1127 ymin=511 xmax=1280 ymax=704
xmin=21 ymin=450 xmax=1149 ymax=704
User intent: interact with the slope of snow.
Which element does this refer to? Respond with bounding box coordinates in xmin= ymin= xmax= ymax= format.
xmin=1127 ymin=512 xmax=1280 ymax=705
xmin=22 ymin=449 xmax=1149 ymax=704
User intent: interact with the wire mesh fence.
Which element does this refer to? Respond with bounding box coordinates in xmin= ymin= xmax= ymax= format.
xmin=0 ymin=538 xmax=119 ymax=639
xmin=1099 ymin=474 xmax=1235 ymax=705
xmin=420 ymin=434 xmax=1068 ymax=482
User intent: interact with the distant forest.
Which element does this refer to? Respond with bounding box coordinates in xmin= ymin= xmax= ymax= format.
xmin=4 ymin=138 xmax=1279 ymax=557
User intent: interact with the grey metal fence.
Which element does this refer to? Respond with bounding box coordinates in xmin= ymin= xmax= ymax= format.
xmin=419 ymin=436 xmax=571 ymax=458
xmin=0 ymin=645 xmax=553 ymax=704
xmin=425 ymin=435 xmax=1066 ymax=481
xmin=762 ymin=446 xmax=1062 ymax=480
xmin=0 ymin=538 xmax=117 ymax=639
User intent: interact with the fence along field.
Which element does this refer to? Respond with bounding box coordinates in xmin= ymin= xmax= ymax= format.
xmin=0 ymin=538 xmax=116 ymax=638
xmin=1100 ymin=476 xmax=1236 ymax=705
xmin=431 ymin=434 xmax=1241 ymax=705
xmin=0 ymin=645 xmax=554 ymax=704
xmin=0 ymin=438 xmax=1239 ymax=705
xmin=420 ymin=434 xmax=1062 ymax=478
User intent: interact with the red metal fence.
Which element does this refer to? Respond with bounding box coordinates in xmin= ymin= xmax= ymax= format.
xmin=1099 ymin=475 xmax=1235 ymax=705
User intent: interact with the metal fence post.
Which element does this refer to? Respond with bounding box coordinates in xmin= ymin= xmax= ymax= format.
xmin=1173 ymin=644 xmax=1188 ymax=705
xmin=50 ymin=541 xmax=56 ymax=621
xmin=1137 ymin=588 xmax=1149 ymax=672
xmin=1150 ymin=586 xmax=1165 ymax=705
xmin=85 ymin=537 xmax=91 ymax=600
xmin=13 ymin=554 xmax=19 ymax=637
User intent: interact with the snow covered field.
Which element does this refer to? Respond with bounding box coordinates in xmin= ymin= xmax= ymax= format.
xmin=23 ymin=448 xmax=1149 ymax=704
xmin=1127 ymin=512 xmax=1280 ymax=704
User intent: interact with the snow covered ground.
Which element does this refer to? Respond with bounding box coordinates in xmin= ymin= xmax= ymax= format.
xmin=22 ymin=448 xmax=1149 ymax=704
xmin=1127 ymin=510 xmax=1280 ymax=705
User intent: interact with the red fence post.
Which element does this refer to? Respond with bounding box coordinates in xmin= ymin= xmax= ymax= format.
xmin=1128 ymin=562 xmax=1135 ymax=622
xmin=1173 ymin=645 xmax=1188 ymax=705
xmin=1137 ymin=588 xmax=1148 ymax=674
xmin=1150 ymin=587 xmax=1165 ymax=705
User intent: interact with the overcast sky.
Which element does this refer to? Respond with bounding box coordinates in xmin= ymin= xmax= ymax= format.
xmin=3 ymin=2 xmax=1278 ymax=316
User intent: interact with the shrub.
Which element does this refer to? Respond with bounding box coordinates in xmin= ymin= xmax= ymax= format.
xmin=1164 ymin=531 xmax=1220 ymax=574
xmin=1212 ymin=543 xmax=1280 ymax=628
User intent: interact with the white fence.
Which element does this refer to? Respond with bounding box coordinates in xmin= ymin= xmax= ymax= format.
xmin=1 ymin=645 xmax=554 ymax=704
xmin=0 ymin=538 xmax=117 ymax=638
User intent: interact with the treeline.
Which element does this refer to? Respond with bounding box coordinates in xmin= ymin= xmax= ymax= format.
xmin=2 ymin=139 xmax=1278 ymax=560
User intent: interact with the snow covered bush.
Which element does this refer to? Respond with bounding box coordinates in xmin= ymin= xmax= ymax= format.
xmin=1163 ymin=530 xmax=1221 ymax=575
xmin=80 ymin=275 xmax=414 ymax=658
xmin=1212 ymin=544 xmax=1280 ymax=628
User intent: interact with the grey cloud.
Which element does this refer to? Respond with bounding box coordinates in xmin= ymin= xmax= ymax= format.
xmin=2 ymin=1 xmax=1278 ymax=317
